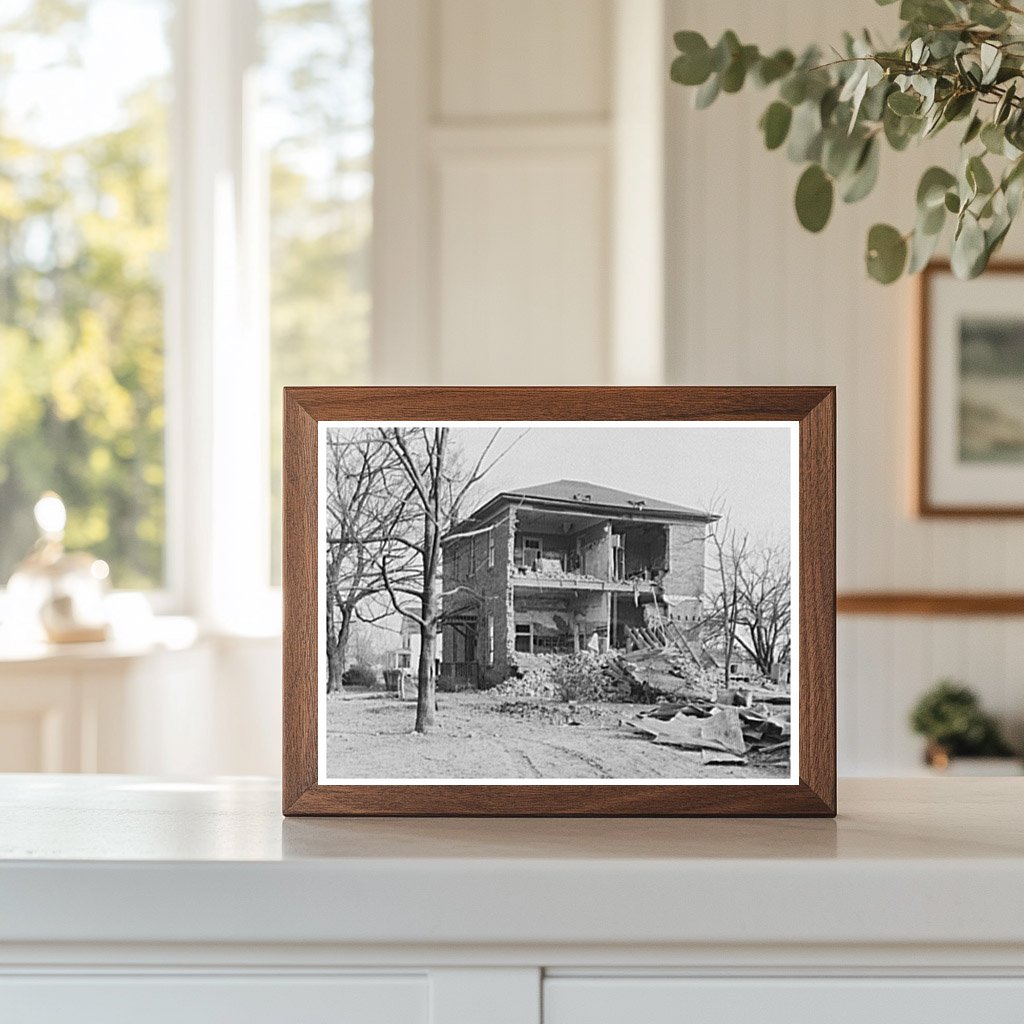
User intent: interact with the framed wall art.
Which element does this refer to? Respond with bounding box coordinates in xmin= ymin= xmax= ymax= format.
xmin=918 ymin=261 xmax=1024 ymax=517
xmin=282 ymin=387 xmax=836 ymax=816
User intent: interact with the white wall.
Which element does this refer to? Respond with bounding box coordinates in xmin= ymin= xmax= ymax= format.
xmin=665 ymin=0 xmax=1024 ymax=772
xmin=149 ymin=0 xmax=1023 ymax=779
xmin=373 ymin=0 xmax=665 ymax=386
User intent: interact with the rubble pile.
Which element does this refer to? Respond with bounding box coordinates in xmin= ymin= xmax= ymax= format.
xmin=492 ymin=653 xmax=561 ymax=699
xmin=495 ymin=645 xmax=757 ymax=705
xmin=606 ymin=646 xmax=718 ymax=701
xmin=626 ymin=691 xmax=791 ymax=766
xmin=493 ymin=651 xmax=631 ymax=702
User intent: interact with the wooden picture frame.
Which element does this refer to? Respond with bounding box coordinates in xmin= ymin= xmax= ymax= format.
xmin=283 ymin=387 xmax=836 ymax=817
xmin=917 ymin=260 xmax=1024 ymax=517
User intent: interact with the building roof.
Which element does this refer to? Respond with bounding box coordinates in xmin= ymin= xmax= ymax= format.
xmin=451 ymin=479 xmax=717 ymax=535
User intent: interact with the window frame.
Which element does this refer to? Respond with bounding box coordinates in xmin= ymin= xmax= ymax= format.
xmin=164 ymin=0 xmax=275 ymax=631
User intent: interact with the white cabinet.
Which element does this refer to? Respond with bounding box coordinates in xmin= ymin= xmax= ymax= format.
xmin=0 ymin=975 xmax=428 ymax=1024
xmin=1 ymin=777 xmax=1022 ymax=1024
xmin=544 ymin=977 xmax=1024 ymax=1024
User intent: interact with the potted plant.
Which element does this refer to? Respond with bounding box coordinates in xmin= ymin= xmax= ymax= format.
xmin=670 ymin=0 xmax=1024 ymax=283
xmin=909 ymin=680 xmax=1019 ymax=772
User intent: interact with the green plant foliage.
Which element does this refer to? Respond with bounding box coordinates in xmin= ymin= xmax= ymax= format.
xmin=670 ymin=0 xmax=1024 ymax=283
xmin=795 ymin=164 xmax=835 ymax=231
xmin=909 ymin=680 xmax=1015 ymax=757
xmin=866 ymin=222 xmax=909 ymax=281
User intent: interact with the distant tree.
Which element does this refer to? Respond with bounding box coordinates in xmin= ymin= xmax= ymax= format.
xmin=323 ymin=429 xmax=415 ymax=692
xmin=733 ymin=544 xmax=791 ymax=677
xmin=701 ymin=506 xmax=749 ymax=685
xmin=701 ymin=498 xmax=790 ymax=683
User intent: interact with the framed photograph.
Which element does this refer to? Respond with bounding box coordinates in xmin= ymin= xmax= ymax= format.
xmin=282 ymin=387 xmax=835 ymax=816
xmin=918 ymin=261 xmax=1024 ymax=516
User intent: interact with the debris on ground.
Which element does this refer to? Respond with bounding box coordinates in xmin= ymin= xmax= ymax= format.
xmin=496 ymin=644 xmax=789 ymax=708
xmin=493 ymin=651 xmax=630 ymax=702
xmin=626 ymin=692 xmax=791 ymax=766
xmin=489 ymin=639 xmax=792 ymax=765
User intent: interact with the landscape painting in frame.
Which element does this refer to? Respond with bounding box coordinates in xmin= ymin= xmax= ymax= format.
xmin=317 ymin=421 xmax=798 ymax=786
xmin=920 ymin=262 xmax=1024 ymax=515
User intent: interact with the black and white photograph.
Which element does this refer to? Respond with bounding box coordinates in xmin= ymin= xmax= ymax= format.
xmin=318 ymin=422 xmax=797 ymax=784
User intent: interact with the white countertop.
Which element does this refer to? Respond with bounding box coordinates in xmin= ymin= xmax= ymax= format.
xmin=1 ymin=775 xmax=1022 ymax=950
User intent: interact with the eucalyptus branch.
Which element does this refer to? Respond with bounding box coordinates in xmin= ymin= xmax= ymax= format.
xmin=671 ymin=0 xmax=1024 ymax=282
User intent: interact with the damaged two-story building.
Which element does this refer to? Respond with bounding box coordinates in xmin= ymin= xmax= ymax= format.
xmin=440 ymin=480 xmax=718 ymax=688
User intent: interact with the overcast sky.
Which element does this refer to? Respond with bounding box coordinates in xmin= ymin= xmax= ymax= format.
xmin=453 ymin=424 xmax=793 ymax=547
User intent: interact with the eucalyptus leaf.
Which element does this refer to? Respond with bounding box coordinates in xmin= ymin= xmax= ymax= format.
xmin=981 ymin=121 xmax=1006 ymax=155
xmin=866 ymin=223 xmax=908 ymax=283
xmin=754 ymin=49 xmax=795 ymax=87
xmin=967 ymin=154 xmax=995 ymax=195
xmin=962 ymin=115 xmax=983 ymax=145
xmin=795 ymin=164 xmax=834 ymax=232
xmin=884 ymin=106 xmax=921 ymax=150
xmin=860 ymin=79 xmax=892 ymax=122
xmin=908 ymin=221 xmax=942 ymax=273
xmin=822 ymin=128 xmax=864 ymax=178
xmin=888 ymin=90 xmax=921 ymax=115
xmin=920 ymin=200 xmax=946 ymax=235
xmin=970 ymin=2 xmax=1009 ymax=29
xmin=787 ymin=101 xmax=823 ymax=162
xmin=980 ymin=42 xmax=1003 ymax=86
xmin=942 ymin=92 xmax=974 ymax=122
xmin=779 ymin=73 xmax=807 ymax=106
xmin=952 ymin=212 xmax=987 ymax=278
xmin=671 ymin=52 xmax=711 ymax=87
xmin=996 ymin=82 xmax=1017 ymax=124
xmin=710 ymin=31 xmax=740 ymax=73
xmin=694 ymin=73 xmax=721 ymax=109
xmin=842 ymin=137 xmax=881 ymax=203
xmin=917 ymin=166 xmax=957 ymax=210
xmin=721 ymin=44 xmax=759 ymax=93
xmin=760 ymin=101 xmax=793 ymax=150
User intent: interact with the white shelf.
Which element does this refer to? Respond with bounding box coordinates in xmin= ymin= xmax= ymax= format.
xmin=1 ymin=776 xmax=1023 ymax=951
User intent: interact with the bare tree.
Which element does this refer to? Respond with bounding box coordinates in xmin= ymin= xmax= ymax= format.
xmin=733 ymin=544 xmax=791 ymax=678
xmin=701 ymin=507 xmax=749 ymax=686
xmin=376 ymin=426 xmax=515 ymax=733
xmin=701 ymin=498 xmax=791 ymax=684
xmin=323 ymin=431 xmax=416 ymax=692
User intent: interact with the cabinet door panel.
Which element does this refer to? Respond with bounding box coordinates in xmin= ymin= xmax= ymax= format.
xmin=0 ymin=974 xmax=428 ymax=1024
xmin=544 ymin=977 xmax=1024 ymax=1024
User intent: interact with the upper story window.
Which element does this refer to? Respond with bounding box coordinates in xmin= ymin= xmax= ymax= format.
xmin=487 ymin=528 xmax=495 ymax=568
xmin=0 ymin=0 xmax=172 ymax=589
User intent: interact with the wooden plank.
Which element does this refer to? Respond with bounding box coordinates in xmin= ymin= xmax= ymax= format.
xmin=838 ymin=592 xmax=1024 ymax=616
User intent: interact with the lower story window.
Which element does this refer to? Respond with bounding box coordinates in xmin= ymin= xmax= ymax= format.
xmin=514 ymin=622 xmax=532 ymax=654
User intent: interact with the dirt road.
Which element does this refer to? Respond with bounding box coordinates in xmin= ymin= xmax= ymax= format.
xmin=324 ymin=691 xmax=789 ymax=781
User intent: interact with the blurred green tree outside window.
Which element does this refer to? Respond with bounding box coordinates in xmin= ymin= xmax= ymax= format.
xmin=263 ymin=0 xmax=372 ymax=582
xmin=0 ymin=0 xmax=372 ymax=594
xmin=0 ymin=0 xmax=171 ymax=589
